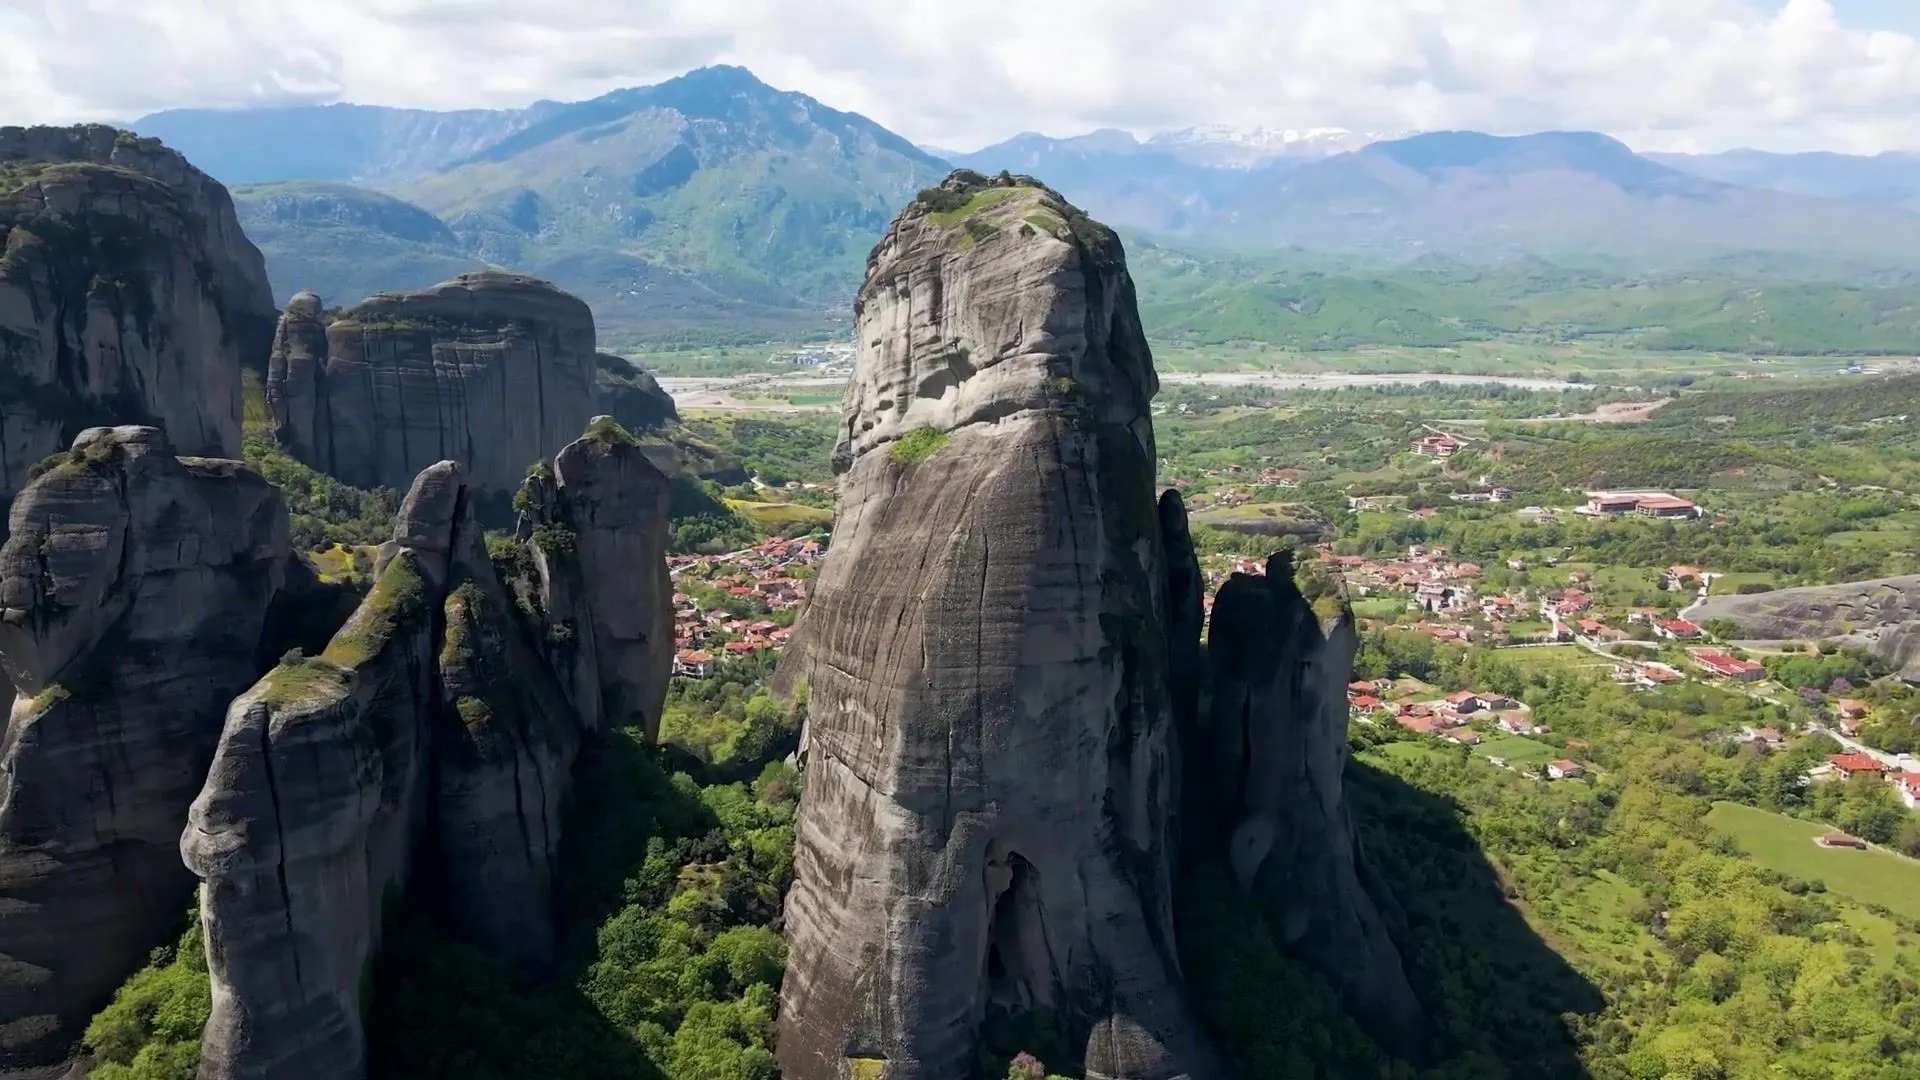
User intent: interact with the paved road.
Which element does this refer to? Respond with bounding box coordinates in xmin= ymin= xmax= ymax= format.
xmin=1810 ymin=722 xmax=1917 ymax=772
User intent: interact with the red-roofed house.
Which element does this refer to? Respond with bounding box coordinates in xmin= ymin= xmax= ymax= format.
xmin=1894 ymin=772 xmax=1920 ymax=809
xmin=1446 ymin=690 xmax=1482 ymax=715
xmin=1547 ymin=760 xmax=1586 ymax=780
xmin=1350 ymin=695 xmax=1385 ymax=717
xmin=673 ymin=650 xmax=715 ymax=678
xmin=1396 ymin=713 xmax=1440 ymax=735
xmin=1694 ymin=650 xmax=1765 ymax=681
xmin=1655 ymin=619 xmax=1702 ymax=640
xmin=1444 ymin=728 xmax=1482 ymax=746
xmin=1636 ymin=495 xmax=1700 ymax=519
xmin=1412 ymin=433 xmax=1463 ymax=458
xmin=1829 ymin=753 xmax=1887 ymax=778
xmin=1836 ymin=699 xmax=1872 ymax=721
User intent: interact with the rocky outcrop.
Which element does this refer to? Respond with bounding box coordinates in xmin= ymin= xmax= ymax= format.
xmin=0 ymin=125 xmax=277 ymax=509
xmin=1194 ymin=552 xmax=1428 ymax=1059
xmin=185 ymin=420 xmax=675 ymax=1079
xmin=776 ymin=172 xmax=1225 ymax=1080
xmin=594 ymin=352 xmax=678 ymax=430
xmin=513 ymin=419 xmax=674 ymax=738
xmin=1690 ymin=574 xmax=1920 ymax=679
xmin=0 ymin=426 xmax=294 ymax=1072
xmin=264 ymin=271 xmax=598 ymax=509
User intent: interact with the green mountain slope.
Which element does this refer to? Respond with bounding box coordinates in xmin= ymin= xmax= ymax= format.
xmin=394 ymin=66 xmax=948 ymax=307
xmin=232 ymin=182 xmax=487 ymax=307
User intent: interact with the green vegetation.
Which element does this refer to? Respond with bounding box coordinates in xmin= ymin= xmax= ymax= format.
xmin=726 ymin=500 xmax=833 ymax=531
xmin=319 ymin=553 xmax=427 ymax=669
xmin=81 ymin=914 xmax=210 ymax=1080
xmin=368 ymin=686 xmax=804 ymax=1080
xmin=239 ymin=370 xmax=398 ymax=550
xmin=581 ymin=415 xmax=640 ymax=446
xmin=889 ymin=426 xmax=950 ymax=464
xmin=1705 ymin=802 xmax=1920 ymax=920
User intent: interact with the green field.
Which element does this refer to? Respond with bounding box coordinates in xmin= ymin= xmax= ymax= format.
xmin=1496 ymin=645 xmax=1615 ymax=675
xmin=725 ymin=500 xmax=834 ymax=530
xmin=1705 ymin=801 xmax=1920 ymax=920
xmin=1472 ymin=734 xmax=1561 ymax=766
xmin=1352 ymin=596 xmax=1410 ymax=620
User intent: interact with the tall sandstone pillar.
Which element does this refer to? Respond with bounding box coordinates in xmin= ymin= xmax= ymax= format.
xmin=775 ymin=172 xmax=1227 ymax=1080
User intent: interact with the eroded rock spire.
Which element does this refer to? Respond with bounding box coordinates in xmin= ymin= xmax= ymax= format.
xmin=776 ymin=170 xmax=1226 ymax=1080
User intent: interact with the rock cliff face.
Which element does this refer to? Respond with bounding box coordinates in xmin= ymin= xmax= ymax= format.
xmin=1195 ymin=553 xmax=1428 ymax=1059
xmin=185 ymin=420 xmax=674 ymax=1080
xmin=1690 ymin=574 xmax=1920 ymax=679
xmin=0 ymin=426 xmax=294 ymax=1072
xmin=514 ymin=420 xmax=675 ymax=738
xmin=264 ymin=271 xmax=598 ymax=509
xmin=0 ymin=125 xmax=277 ymax=509
xmin=776 ymin=172 xmax=1226 ymax=1080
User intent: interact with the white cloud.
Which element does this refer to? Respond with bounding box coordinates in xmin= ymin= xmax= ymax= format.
xmin=4 ymin=0 xmax=1920 ymax=153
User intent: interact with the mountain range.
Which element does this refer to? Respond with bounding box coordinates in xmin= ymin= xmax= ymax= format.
xmin=129 ymin=65 xmax=1920 ymax=346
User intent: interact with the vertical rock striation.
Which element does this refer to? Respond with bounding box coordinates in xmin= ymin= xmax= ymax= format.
xmin=1196 ymin=552 xmax=1429 ymax=1060
xmin=0 ymin=426 xmax=293 ymax=1072
xmin=185 ymin=418 xmax=676 ymax=1080
xmin=0 ymin=125 xmax=278 ymax=508
xmin=264 ymin=271 xmax=599 ymax=510
xmin=776 ymin=171 xmax=1225 ymax=1080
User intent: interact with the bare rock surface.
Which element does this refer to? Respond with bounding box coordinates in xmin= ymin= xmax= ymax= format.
xmin=0 ymin=426 xmax=292 ymax=1072
xmin=264 ymin=271 xmax=598 ymax=508
xmin=0 ymin=126 xmax=277 ymax=508
xmin=777 ymin=171 xmax=1225 ymax=1080
xmin=1690 ymin=574 xmax=1920 ymax=678
xmin=185 ymin=420 xmax=676 ymax=1078
xmin=1195 ymin=553 xmax=1428 ymax=1059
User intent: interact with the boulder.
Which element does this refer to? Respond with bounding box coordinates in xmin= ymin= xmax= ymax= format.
xmin=0 ymin=126 xmax=277 ymax=510
xmin=265 ymin=272 xmax=598 ymax=511
xmin=1197 ymin=552 xmax=1428 ymax=1060
xmin=775 ymin=171 xmax=1225 ymax=1080
xmin=0 ymin=426 xmax=292 ymax=1072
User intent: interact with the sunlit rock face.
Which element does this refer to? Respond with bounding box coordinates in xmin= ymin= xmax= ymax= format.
xmin=776 ymin=171 xmax=1228 ymax=1080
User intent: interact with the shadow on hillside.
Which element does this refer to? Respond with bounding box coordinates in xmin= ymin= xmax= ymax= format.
xmin=1346 ymin=759 xmax=1606 ymax=1079
xmin=368 ymin=732 xmax=716 ymax=1080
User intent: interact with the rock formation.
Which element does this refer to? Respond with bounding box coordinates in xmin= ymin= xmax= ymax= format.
xmin=595 ymin=352 xmax=678 ymax=430
xmin=264 ymin=271 xmax=598 ymax=510
xmin=1690 ymin=573 xmax=1920 ymax=679
xmin=776 ymin=172 xmax=1227 ymax=1080
xmin=1194 ymin=552 xmax=1429 ymax=1059
xmin=185 ymin=418 xmax=674 ymax=1080
xmin=0 ymin=426 xmax=295 ymax=1072
xmin=0 ymin=125 xmax=278 ymax=509
xmin=513 ymin=419 xmax=675 ymax=739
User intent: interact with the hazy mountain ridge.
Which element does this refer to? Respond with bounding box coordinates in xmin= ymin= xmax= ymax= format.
xmin=131 ymin=67 xmax=1920 ymax=346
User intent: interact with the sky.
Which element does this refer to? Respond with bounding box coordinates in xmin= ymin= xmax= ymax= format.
xmin=5 ymin=0 xmax=1920 ymax=154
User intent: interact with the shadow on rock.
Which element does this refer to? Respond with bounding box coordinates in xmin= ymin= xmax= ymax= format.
xmin=367 ymin=732 xmax=715 ymax=1080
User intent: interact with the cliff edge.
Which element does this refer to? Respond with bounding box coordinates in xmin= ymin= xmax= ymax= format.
xmin=0 ymin=125 xmax=277 ymax=508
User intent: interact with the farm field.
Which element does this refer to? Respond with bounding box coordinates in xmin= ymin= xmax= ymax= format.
xmin=1705 ymin=801 xmax=1920 ymax=920
xmin=1471 ymin=734 xmax=1561 ymax=766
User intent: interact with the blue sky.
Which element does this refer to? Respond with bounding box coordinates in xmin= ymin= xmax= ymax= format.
xmin=5 ymin=0 xmax=1920 ymax=154
xmin=1833 ymin=0 xmax=1920 ymax=33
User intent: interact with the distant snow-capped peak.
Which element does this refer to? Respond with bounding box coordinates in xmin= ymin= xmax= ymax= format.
xmin=1146 ymin=124 xmax=1412 ymax=167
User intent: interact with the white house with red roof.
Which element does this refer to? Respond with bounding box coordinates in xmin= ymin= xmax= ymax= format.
xmin=1654 ymin=618 xmax=1702 ymax=640
xmin=1693 ymin=650 xmax=1765 ymax=681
